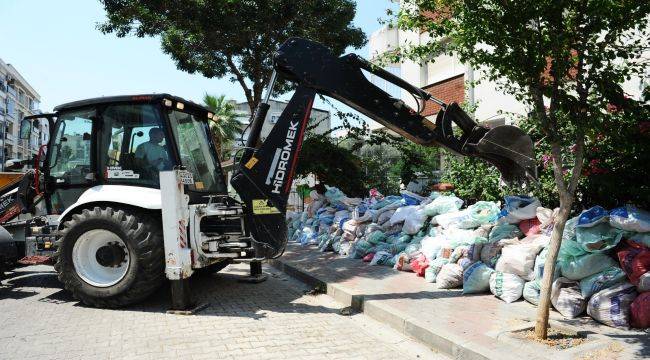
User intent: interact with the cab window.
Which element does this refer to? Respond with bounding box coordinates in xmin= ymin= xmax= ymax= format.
xmin=100 ymin=104 xmax=173 ymax=186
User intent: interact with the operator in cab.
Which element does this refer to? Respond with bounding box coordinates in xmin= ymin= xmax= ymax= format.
xmin=135 ymin=128 xmax=170 ymax=173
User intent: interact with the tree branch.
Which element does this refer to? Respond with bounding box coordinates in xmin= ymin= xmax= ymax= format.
xmin=226 ymin=55 xmax=254 ymax=112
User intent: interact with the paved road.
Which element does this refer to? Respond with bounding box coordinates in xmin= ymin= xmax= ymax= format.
xmin=0 ymin=263 xmax=443 ymax=360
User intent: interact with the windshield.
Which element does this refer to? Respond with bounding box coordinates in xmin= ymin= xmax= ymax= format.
xmin=168 ymin=110 xmax=226 ymax=193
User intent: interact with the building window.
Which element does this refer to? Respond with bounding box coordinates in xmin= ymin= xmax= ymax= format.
xmin=6 ymin=98 xmax=16 ymax=118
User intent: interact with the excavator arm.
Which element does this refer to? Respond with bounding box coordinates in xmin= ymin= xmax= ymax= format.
xmin=231 ymin=37 xmax=536 ymax=259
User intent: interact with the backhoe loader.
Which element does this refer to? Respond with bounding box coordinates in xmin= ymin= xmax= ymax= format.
xmin=0 ymin=37 xmax=535 ymax=309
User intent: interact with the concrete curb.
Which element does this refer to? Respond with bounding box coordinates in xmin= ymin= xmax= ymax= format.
xmin=269 ymin=258 xmax=505 ymax=360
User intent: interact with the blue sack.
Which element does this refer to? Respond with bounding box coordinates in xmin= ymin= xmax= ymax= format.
xmin=577 ymin=206 xmax=609 ymax=228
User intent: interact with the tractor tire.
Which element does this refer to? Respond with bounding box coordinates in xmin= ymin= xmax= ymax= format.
xmin=54 ymin=206 xmax=165 ymax=308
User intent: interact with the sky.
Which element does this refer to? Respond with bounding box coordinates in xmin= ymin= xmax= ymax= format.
xmin=0 ymin=0 xmax=398 ymax=128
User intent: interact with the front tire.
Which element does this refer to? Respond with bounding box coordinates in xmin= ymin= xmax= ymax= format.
xmin=54 ymin=207 xmax=165 ymax=308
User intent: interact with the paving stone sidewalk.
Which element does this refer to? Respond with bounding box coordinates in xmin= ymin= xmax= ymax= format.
xmin=0 ymin=263 xmax=444 ymax=360
xmin=272 ymin=243 xmax=650 ymax=360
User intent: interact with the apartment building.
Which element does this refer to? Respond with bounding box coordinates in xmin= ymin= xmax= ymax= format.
xmin=369 ymin=2 xmax=648 ymax=127
xmin=0 ymin=57 xmax=45 ymax=168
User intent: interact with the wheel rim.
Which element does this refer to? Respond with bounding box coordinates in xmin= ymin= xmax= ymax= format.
xmin=72 ymin=229 xmax=130 ymax=287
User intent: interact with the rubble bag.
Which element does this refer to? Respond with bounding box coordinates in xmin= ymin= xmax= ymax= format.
xmin=609 ymin=205 xmax=650 ymax=233
xmin=370 ymin=251 xmax=393 ymax=266
xmin=402 ymin=207 xmax=428 ymax=235
xmin=577 ymin=206 xmax=609 ymax=228
xmin=394 ymin=253 xmax=412 ymax=272
xmin=420 ymin=236 xmax=443 ymax=260
xmin=456 ymin=201 xmax=500 ymax=229
xmin=639 ymin=273 xmax=650 ymax=292
xmin=496 ymin=241 xmax=546 ymax=281
xmin=366 ymin=230 xmax=387 ymax=245
xmin=575 ymin=222 xmax=624 ymax=253
xmin=410 ymin=254 xmax=429 ymax=277
xmin=617 ymin=239 xmax=650 ymax=287
xmin=362 ymin=252 xmax=376 ymax=262
xmin=559 ymin=253 xmax=617 ymax=281
xmin=426 ymin=258 xmax=450 ymax=282
xmin=500 ymin=195 xmax=541 ymax=224
xmin=463 ymin=262 xmax=495 ymax=294
xmin=489 ymin=271 xmax=525 ymax=303
xmin=480 ymin=237 xmax=520 ymax=268
xmin=519 ymin=218 xmax=542 ymax=236
xmin=434 ymin=210 xmax=469 ymax=229
xmin=587 ymin=283 xmax=638 ymax=329
xmin=579 ymin=267 xmax=627 ymax=298
xmin=423 ymin=195 xmax=463 ymax=216
xmin=489 ymin=224 xmax=523 ymax=242
xmin=436 ymin=263 xmax=464 ymax=289
xmin=523 ymin=280 xmax=542 ymax=305
xmin=551 ymin=277 xmax=587 ymax=319
xmin=630 ymin=292 xmax=650 ymax=329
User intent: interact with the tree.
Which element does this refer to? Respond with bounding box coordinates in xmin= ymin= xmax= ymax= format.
xmin=202 ymin=94 xmax=241 ymax=160
xmin=99 ymin=0 xmax=366 ymax=112
xmin=398 ymin=0 xmax=650 ymax=338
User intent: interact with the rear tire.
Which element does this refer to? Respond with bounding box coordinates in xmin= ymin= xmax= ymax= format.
xmin=54 ymin=207 xmax=165 ymax=308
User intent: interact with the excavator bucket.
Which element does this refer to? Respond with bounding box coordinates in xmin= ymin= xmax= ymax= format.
xmin=435 ymin=103 xmax=537 ymax=183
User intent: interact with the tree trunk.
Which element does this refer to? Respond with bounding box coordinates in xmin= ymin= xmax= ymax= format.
xmin=534 ymin=202 xmax=571 ymax=338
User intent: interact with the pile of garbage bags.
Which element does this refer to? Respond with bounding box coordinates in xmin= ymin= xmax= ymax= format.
xmin=287 ymin=188 xmax=650 ymax=330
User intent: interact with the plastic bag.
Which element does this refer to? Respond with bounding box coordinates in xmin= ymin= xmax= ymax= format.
xmin=434 ymin=210 xmax=469 ymax=229
xmin=500 ymin=196 xmax=541 ymax=223
xmin=410 ymin=254 xmax=429 ymax=277
xmin=457 ymin=201 xmax=500 ymax=229
xmin=420 ymin=236 xmax=443 ymax=260
xmin=481 ymin=237 xmax=520 ymax=268
xmin=490 ymin=271 xmax=525 ymax=303
xmin=363 ymin=252 xmax=375 ymax=262
xmin=609 ymin=205 xmax=650 ymax=233
xmin=551 ymin=277 xmax=586 ymax=319
xmin=559 ymin=253 xmax=618 ymax=281
xmin=436 ymin=263 xmax=463 ymax=289
xmin=402 ymin=207 xmax=428 ymax=235
xmin=423 ymin=195 xmax=463 ymax=216
xmin=425 ymin=258 xmax=449 ymax=283
xmin=401 ymin=190 xmax=425 ymax=205
xmin=577 ymin=206 xmax=609 ymax=227
xmin=495 ymin=241 xmax=546 ymax=281
xmin=537 ymin=207 xmax=559 ymax=236
xmin=533 ymin=248 xmax=561 ymax=282
xmin=519 ymin=218 xmax=541 ymax=236
xmin=587 ymin=283 xmax=637 ymax=329
xmin=575 ymin=223 xmax=624 ymax=253
xmin=523 ymin=280 xmax=542 ymax=305
xmin=370 ymin=251 xmax=393 ymax=266
xmin=630 ymin=292 xmax=650 ymax=329
xmin=377 ymin=209 xmax=396 ymax=225
xmin=489 ymin=224 xmax=523 ymax=242
xmin=578 ymin=266 xmax=626 ymax=298
xmin=630 ymin=232 xmax=650 ymax=248
xmin=463 ymin=262 xmax=494 ymax=294
xmin=366 ymin=230 xmax=387 ymax=245
xmin=389 ymin=205 xmax=417 ymax=225
xmin=616 ymin=239 xmax=650 ymax=288
xmin=394 ymin=253 xmax=412 ymax=272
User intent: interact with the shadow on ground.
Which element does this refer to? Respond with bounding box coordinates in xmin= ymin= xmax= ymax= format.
xmin=0 ymin=263 xmax=342 ymax=320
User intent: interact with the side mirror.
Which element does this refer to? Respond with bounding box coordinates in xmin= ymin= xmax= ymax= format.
xmin=4 ymin=160 xmax=15 ymax=169
xmin=19 ymin=118 xmax=32 ymax=140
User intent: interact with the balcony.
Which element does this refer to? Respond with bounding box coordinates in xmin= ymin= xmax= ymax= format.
xmin=369 ymin=25 xmax=400 ymax=61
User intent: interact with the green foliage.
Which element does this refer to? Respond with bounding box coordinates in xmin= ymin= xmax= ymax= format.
xmin=99 ymin=0 xmax=366 ymax=110
xmin=295 ymin=134 xmax=366 ymax=197
xmin=441 ymin=154 xmax=504 ymax=204
xmin=202 ymin=94 xmax=241 ymax=160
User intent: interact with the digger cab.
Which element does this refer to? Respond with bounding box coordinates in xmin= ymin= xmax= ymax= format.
xmin=20 ymin=94 xmax=229 ymax=213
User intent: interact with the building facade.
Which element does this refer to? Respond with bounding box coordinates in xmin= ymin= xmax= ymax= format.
xmin=370 ymin=1 xmax=648 ymax=127
xmin=0 ymin=57 xmax=44 ymax=168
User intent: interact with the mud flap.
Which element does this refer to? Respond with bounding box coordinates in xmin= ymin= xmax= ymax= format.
xmin=231 ymin=86 xmax=315 ymax=258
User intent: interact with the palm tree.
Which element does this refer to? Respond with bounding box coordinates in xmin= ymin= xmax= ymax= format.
xmin=202 ymin=94 xmax=242 ymax=160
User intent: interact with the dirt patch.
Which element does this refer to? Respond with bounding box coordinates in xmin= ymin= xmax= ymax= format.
xmin=512 ymin=327 xmax=589 ymax=350
xmin=578 ymin=342 xmax=624 ymax=360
